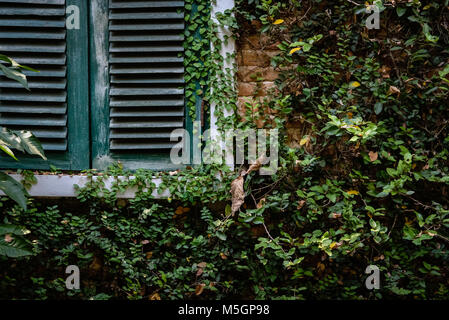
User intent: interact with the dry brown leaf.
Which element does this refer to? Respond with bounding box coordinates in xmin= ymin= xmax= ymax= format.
xmin=230 ymin=176 xmax=245 ymax=215
xmin=4 ymin=234 xmax=12 ymax=243
xmin=257 ymin=198 xmax=266 ymax=209
xmin=149 ymin=292 xmax=161 ymax=300
xmin=195 ymin=283 xmax=205 ymax=296
xmin=317 ymin=262 xmax=325 ymax=272
xmin=368 ymin=151 xmax=378 ymax=162
xmin=297 ymin=200 xmax=306 ymax=210
xmin=246 ymin=155 xmax=267 ymax=175
xmin=89 ymin=256 xmax=102 ymax=272
xmin=330 ymin=212 xmax=342 ymax=219
xmin=146 ymin=251 xmax=153 ymax=260
xmin=219 ymin=252 xmax=228 ymax=260
xmin=388 ymin=85 xmax=401 ymax=95
xmin=117 ymin=199 xmax=127 ymax=208
xmin=374 ymin=254 xmax=385 ymax=262
xmin=196 ymin=261 xmax=207 ymax=276
xmin=379 ymin=65 xmax=391 ymax=78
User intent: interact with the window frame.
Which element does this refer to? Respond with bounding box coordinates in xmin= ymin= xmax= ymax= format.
xmin=89 ymin=0 xmax=197 ymax=171
xmin=0 ymin=0 xmax=90 ymax=170
xmin=0 ymin=0 xmax=234 ymax=173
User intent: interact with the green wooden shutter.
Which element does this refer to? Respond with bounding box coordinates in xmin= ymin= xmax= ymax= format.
xmin=91 ymin=0 xmax=190 ymax=170
xmin=0 ymin=0 xmax=89 ymax=170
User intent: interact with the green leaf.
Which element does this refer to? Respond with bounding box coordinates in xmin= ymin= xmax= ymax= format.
xmin=0 ymin=224 xmax=30 ymax=236
xmin=216 ymin=231 xmax=227 ymax=241
xmin=422 ymin=24 xmax=439 ymax=43
xmin=302 ymin=43 xmax=312 ymax=52
xmin=0 ymin=127 xmax=46 ymax=160
xmin=0 ymin=144 xmax=18 ymax=161
xmin=0 ymin=127 xmax=23 ymax=151
xmin=0 ymin=54 xmax=38 ymax=72
xmin=0 ymin=172 xmax=28 ymax=210
xmin=396 ymin=7 xmax=407 ymax=17
xmin=16 ymin=130 xmax=47 ymax=160
xmin=374 ymin=102 xmax=383 ymax=115
xmin=0 ymin=63 xmax=29 ymax=90
xmin=0 ymin=232 xmax=33 ymax=258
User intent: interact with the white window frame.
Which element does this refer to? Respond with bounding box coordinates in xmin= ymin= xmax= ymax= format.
xmin=1 ymin=0 xmax=235 ymax=199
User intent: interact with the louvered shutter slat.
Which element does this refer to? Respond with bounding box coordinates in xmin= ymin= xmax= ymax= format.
xmin=0 ymin=105 xmax=66 ymax=114
xmin=2 ymin=55 xmax=66 ymax=65
xmin=0 ymin=79 xmax=66 ymax=89
xmin=0 ymin=31 xmax=66 ymax=39
xmin=0 ymin=8 xmax=65 ymax=16
xmin=0 ymin=18 xmax=65 ymax=28
xmin=109 ymin=45 xmax=183 ymax=53
xmin=0 ymin=0 xmax=65 ymax=4
xmin=110 ymin=120 xmax=183 ymax=129
xmin=109 ymin=1 xmax=184 ymax=9
xmin=110 ymin=12 xmax=183 ymax=20
xmin=109 ymin=22 xmax=184 ymax=31
xmin=0 ymin=0 xmax=68 ymax=152
xmin=110 ymin=67 xmax=184 ymax=74
xmin=110 ymin=141 xmax=178 ymax=150
xmin=0 ymin=115 xmax=66 ymax=126
xmin=110 ymin=56 xmax=183 ymax=63
xmin=108 ymin=0 xmax=185 ymax=152
xmin=110 ymin=99 xmax=184 ymax=107
xmin=110 ymin=109 xmax=184 ymax=117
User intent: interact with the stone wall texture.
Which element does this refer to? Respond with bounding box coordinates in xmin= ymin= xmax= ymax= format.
xmin=236 ymin=31 xmax=302 ymax=147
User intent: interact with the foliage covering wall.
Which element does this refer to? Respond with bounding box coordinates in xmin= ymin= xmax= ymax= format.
xmin=1 ymin=0 xmax=449 ymax=299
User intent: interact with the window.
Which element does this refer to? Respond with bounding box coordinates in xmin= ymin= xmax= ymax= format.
xmin=0 ymin=0 xmax=194 ymax=171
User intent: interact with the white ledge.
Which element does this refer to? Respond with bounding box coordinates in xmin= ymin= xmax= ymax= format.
xmin=0 ymin=174 xmax=169 ymax=199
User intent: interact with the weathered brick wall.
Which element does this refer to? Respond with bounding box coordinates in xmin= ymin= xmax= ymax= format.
xmin=237 ymin=33 xmax=279 ymax=100
xmin=236 ymin=32 xmax=302 ymax=147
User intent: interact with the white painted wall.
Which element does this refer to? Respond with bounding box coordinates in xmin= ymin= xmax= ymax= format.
xmin=210 ymin=0 xmax=236 ymax=170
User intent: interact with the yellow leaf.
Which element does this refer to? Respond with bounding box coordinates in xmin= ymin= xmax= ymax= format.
xmin=273 ymin=19 xmax=284 ymax=25
xmin=300 ymin=136 xmax=309 ymax=146
xmin=350 ymin=81 xmax=361 ymax=88
xmin=289 ymin=47 xmax=301 ymax=55
xmin=149 ymin=293 xmax=161 ymax=300
xmin=347 ymin=190 xmax=359 ymax=195
xmin=330 ymin=242 xmax=337 ymax=249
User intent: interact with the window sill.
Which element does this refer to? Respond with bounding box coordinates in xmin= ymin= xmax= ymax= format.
xmin=0 ymin=174 xmax=169 ymax=199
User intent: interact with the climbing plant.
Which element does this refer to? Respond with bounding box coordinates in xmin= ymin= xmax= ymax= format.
xmin=1 ymin=0 xmax=449 ymax=300
xmin=0 ymin=54 xmax=46 ymax=257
